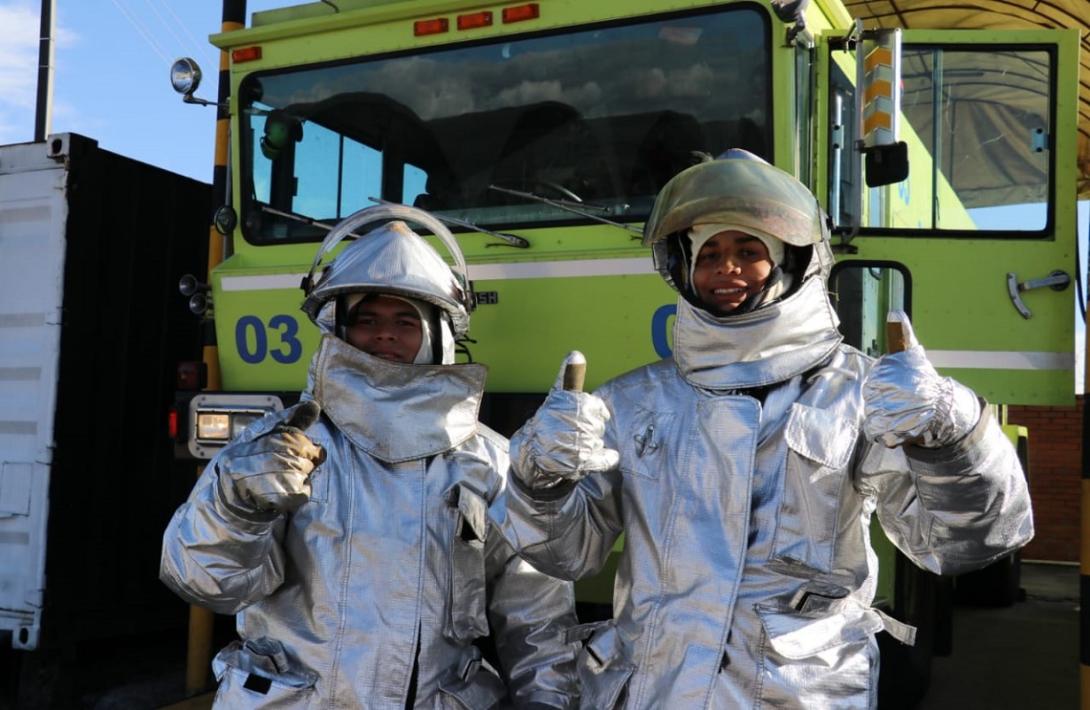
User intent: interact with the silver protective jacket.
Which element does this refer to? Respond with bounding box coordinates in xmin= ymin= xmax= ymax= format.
xmin=162 ymin=335 xmax=579 ymax=709
xmin=495 ymin=276 xmax=1032 ymax=709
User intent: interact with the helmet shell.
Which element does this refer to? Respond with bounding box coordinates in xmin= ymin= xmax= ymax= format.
xmin=302 ymin=220 xmax=470 ymax=338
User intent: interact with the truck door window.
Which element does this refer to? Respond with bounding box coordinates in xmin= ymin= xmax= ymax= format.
xmin=238 ymin=6 xmax=772 ymax=244
xmin=830 ymin=46 xmax=1053 ymax=235
xmin=251 ymin=110 xmax=381 ymax=238
xmin=829 ymin=263 xmax=910 ymax=356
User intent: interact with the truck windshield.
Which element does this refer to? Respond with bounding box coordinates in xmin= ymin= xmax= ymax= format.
xmin=239 ymin=6 xmax=771 ymax=243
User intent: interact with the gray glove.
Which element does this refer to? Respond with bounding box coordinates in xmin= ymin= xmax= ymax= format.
xmin=862 ymin=315 xmax=980 ymax=449
xmin=217 ymin=400 xmax=326 ymax=515
xmin=511 ymin=352 xmax=620 ymax=491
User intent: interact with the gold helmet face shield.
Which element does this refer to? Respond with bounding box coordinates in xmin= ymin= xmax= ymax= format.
xmin=644 ymin=158 xmax=831 ymax=293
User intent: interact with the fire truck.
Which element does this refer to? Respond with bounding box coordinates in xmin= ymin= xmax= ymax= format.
xmin=2 ymin=0 xmax=1081 ymax=706
xmin=162 ymin=0 xmax=1079 ymax=704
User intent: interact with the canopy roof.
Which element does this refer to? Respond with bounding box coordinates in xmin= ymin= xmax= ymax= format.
xmin=843 ymin=0 xmax=1090 ymax=196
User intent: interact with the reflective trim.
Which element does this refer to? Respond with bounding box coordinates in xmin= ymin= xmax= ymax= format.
xmin=928 ymin=350 xmax=1074 ymax=370
xmin=220 ymin=259 xmax=656 ymax=291
xmin=222 ymin=274 xmax=304 ymax=291
xmin=469 ymin=258 xmax=654 ymax=280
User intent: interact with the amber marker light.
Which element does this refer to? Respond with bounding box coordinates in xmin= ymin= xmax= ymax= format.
xmin=414 ymin=17 xmax=449 ymax=36
xmin=457 ymin=11 xmax=493 ymax=30
xmin=502 ymin=3 xmax=539 ymax=23
xmin=232 ymin=46 xmax=263 ymax=63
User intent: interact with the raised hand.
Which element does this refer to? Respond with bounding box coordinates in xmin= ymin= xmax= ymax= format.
xmin=217 ymin=400 xmax=326 ymax=514
xmin=862 ymin=312 xmax=980 ymax=449
xmin=510 ymin=351 xmax=620 ymax=491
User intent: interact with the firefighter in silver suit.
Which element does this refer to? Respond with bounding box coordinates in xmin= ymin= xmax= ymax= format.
xmin=161 ymin=206 xmax=579 ymax=709
xmin=492 ymin=152 xmax=1033 ymax=709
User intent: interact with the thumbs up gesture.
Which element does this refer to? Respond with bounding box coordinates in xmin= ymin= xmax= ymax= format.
xmin=862 ymin=312 xmax=981 ymax=449
xmin=510 ymin=351 xmax=620 ymax=491
xmin=216 ymin=400 xmax=327 ymax=515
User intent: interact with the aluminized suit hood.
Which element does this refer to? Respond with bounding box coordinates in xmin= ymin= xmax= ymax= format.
xmin=644 ymin=154 xmax=842 ymax=389
xmin=673 ymin=276 xmax=843 ymax=390
xmin=305 ymin=334 xmax=486 ymax=462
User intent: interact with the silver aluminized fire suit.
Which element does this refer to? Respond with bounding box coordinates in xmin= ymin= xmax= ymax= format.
xmin=492 ymin=158 xmax=1033 ymax=709
xmin=161 ymin=207 xmax=578 ymax=709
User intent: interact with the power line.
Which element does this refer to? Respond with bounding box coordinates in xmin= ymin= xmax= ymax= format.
xmin=109 ymin=0 xmax=170 ymax=64
xmin=147 ymin=0 xmax=204 ymax=58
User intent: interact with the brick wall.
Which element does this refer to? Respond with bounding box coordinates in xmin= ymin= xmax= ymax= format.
xmin=1005 ymin=395 xmax=1083 ymax=562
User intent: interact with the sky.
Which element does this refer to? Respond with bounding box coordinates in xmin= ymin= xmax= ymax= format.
xmin=0 ymin=0 xmax=283 ymax=182
xmin=0 ymin=0 xmax=1086 ymax=392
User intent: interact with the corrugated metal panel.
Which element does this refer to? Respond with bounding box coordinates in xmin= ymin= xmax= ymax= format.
xmin=0 ymin=143 xmax=67 ymax=651
xmin=0 ymin=134 xmax=211 ymax=675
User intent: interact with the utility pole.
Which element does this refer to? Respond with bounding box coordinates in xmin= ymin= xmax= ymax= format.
xmin=34 ymin=0 xmax=56 ymax=142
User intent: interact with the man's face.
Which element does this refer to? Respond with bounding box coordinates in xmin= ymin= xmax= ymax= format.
xmin=344 ymin=295 xmax=424 ymax=363
xmin=691 ymin=230 xmax=774 ymax=314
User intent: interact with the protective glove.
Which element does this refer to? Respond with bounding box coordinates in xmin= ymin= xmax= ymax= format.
xmin=862 ymin=313 xmax=981 ymax=449
xmin=217 ymin=400 xmax=326 ymax=516
xmin=511 ymin=351 xmax=620 ymax=491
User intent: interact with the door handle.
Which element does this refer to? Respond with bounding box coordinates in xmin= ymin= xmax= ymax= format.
xmin=1006 ymin=270 xmax=1071 ymax=319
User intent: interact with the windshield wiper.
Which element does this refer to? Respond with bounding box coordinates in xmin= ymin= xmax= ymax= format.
xmin=488 ymin=184 xmax=644 ymax=237
xmin=260 ymin=204 xmax=344 ymax=233
xmin=260 ymin=202 xmax=529 ymax=249
xmin=368 ymin=197 xmax=529 ymax=248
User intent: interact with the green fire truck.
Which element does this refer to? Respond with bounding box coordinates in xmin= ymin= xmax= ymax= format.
xmin=166 ymin=0 xmax=1079 ymax=702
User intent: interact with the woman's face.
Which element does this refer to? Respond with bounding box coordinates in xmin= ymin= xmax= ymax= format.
xmin=691 ymin=230 xmax=774 ymax=313
xmin=344 ymin=295 xmax=423 ymax=363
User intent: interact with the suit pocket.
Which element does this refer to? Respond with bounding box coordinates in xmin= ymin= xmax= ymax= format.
xmin=211 ymin=638 xmax=317 ymax=709
xmin=445 ymin=485 xmax=490 ymax=644
xmin=435 ymin=649 xmax=507 ymax=709
xmin=756 ymin=603 xmax=882 ymax=660
xmin=754 ymin=603 xmax=880 ymax=708
xmin=773 ymin=403 xmax=860 ymax=569
xmin=575 ymin=621 xmax=636 ymax=710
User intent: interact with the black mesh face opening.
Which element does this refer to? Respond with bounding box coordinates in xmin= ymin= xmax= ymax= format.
xmin=783 ymin=244 xmax=813 ymax=290
xmin=667 ymin=231 xmax=694 ymax=297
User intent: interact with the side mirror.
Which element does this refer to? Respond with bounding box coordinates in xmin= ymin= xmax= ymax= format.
xmin=864 ymin=141 xmax=908 ymax=187
xmin=858 ymin=29 xmax=908 ymax=187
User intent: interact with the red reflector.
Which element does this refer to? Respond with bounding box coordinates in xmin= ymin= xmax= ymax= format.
xmin=232 ymin=46 xmax=263 ymax=63
xmin=502 ymin=3 xmax=539 ymax=23
xmin=168 ymin=409 xmax=179 ymax=439
xmin=414 ymin=18 xmax=449 ymax=36
xmin=176 ymin=361 xmax=206 ymax=390
xmin=457 ymin=11 xmax=493 ymax=30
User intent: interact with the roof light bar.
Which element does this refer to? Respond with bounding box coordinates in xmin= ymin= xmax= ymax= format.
xmin=414 ymin=18 xmax=449 ymax=36
xmin=502 ymin=3 xmax=539 ymax=23
xmin=458 ymin=11 xmax=493 ymax=30
xmin=232 ymin=46 xmax=263 ymax=63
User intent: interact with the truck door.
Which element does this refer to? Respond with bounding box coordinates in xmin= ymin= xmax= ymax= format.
xmin=820 ymin=29 xmax=1079 ymax=405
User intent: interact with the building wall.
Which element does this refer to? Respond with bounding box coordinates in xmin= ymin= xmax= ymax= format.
xmin=1005 ymin=396 xmax=1083 ymax=562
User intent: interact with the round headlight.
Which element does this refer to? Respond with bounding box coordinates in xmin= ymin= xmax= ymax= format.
xmin=170 ymin=57 xmax=203 ymax=96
